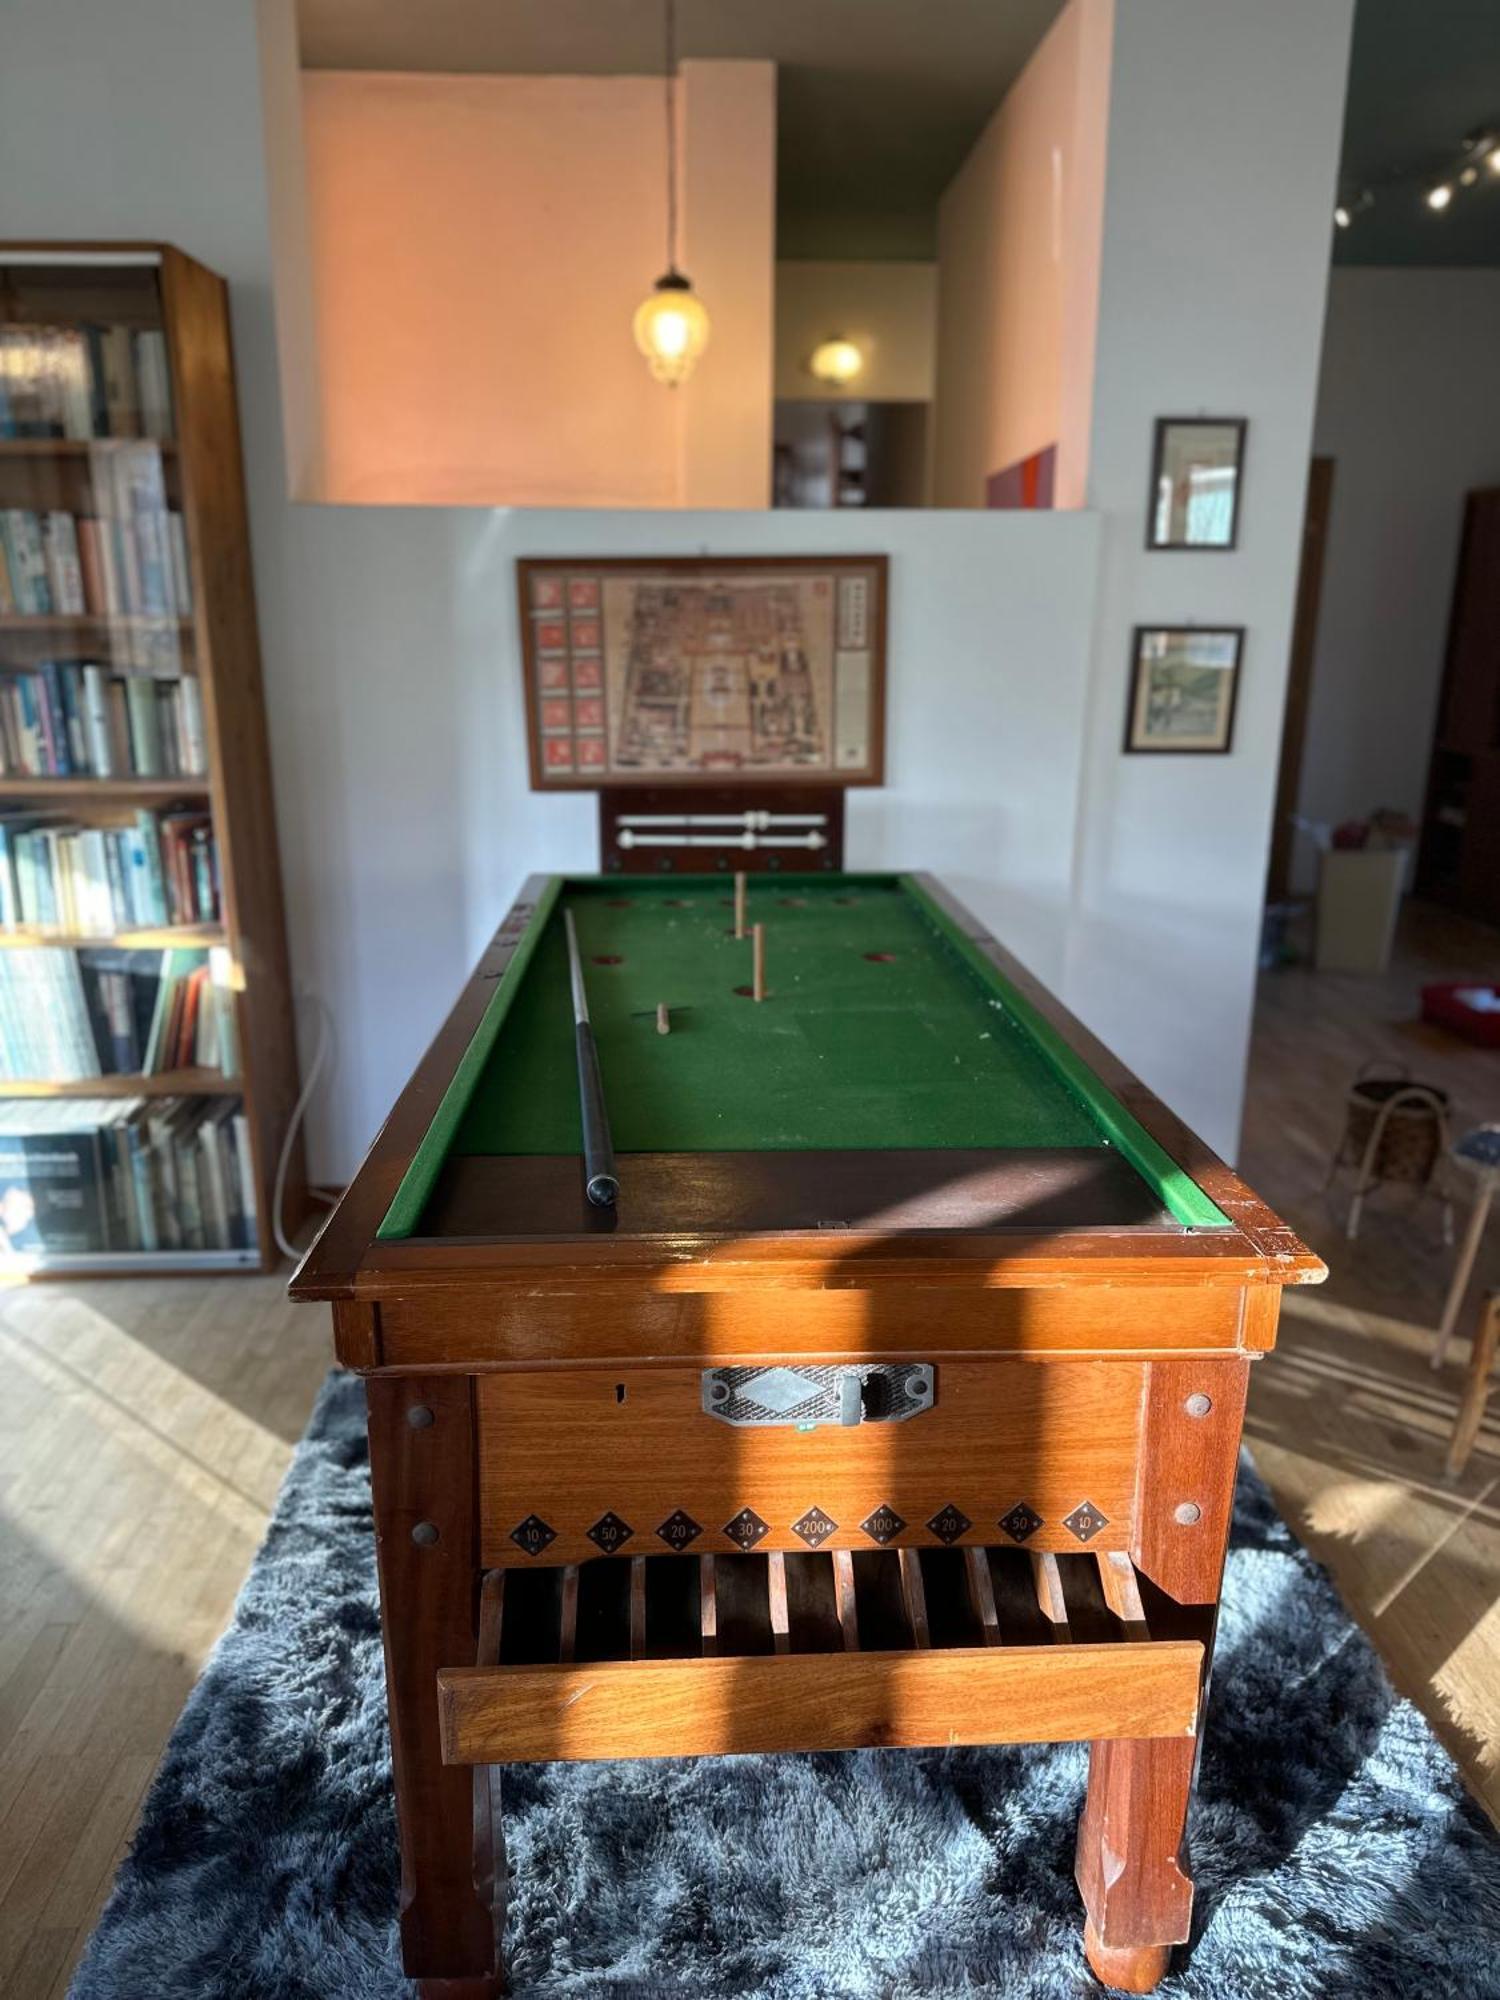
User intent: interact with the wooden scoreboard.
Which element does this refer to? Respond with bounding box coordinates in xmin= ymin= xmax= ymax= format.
xmin=517 ymin=554 xmax=888 ymax=873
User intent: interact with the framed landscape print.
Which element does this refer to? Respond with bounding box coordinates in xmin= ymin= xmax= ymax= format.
xmin=1147 ymin=418 xmax=1247 ymax=550
xmin=1124 ymin=626 xmax=1244 ymax=754
xmin=519 ymin=555 xmax=887 ymax=789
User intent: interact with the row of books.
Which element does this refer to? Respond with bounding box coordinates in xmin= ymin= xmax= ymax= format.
xmin=0 ymin=807 xmax=220 ymax=934
xmin=0 ymin=324 xmax=173 ymax=442
xmin=0 ymin=1096 xmax=255 ymax=1257
xmin=0 ymin=662 xmax=206 ymax=779
xmin=0 ymin=946 xmax=239 ymax=1082
xmin=0 ymin=488 xmax=193 ymax=622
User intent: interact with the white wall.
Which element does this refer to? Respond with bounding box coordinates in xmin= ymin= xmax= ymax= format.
xmin=932 ymin=0 xmax=1113 ymax=508
xmin=285 ymin=507 xmax=1103 ymax=1173
xmin=293 ymin=63 xmax=774 ymax=508
xmin=774 ymin=262 xmax=937 ymax=403
xmin=1296 ymin=268 xmax=1500 ymax=874
xmin=1067 ymin=0 xmax=1353 ymax=1154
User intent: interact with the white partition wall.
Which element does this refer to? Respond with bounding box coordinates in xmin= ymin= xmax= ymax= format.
xmin=1063 ymin=0 xmax=1354 ymax=1155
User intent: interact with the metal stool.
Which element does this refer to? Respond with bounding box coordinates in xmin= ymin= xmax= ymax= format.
xmin=1325 ymin=1060 xmax=1453 ymax=1243
xmin=1431 ymin=1125 xmax=1500 ymax=1372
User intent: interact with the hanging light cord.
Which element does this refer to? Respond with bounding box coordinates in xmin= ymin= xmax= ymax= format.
xmin=663 ymin=0 xmax=678 ymax=273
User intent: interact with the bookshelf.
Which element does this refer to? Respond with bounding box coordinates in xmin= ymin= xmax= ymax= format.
xmin=0 ymin=243 xmax=304 ymax=1274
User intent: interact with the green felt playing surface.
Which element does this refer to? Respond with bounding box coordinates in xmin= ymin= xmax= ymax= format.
xmin=456 ymin=878 xmax=1102 ymax=1156
xmin=377 ymin=874 xmax=1230 ymax=1238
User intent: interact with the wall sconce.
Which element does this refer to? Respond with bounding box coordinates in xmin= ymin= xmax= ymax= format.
xmin=807 ymin=337 xmax=864 ymax=388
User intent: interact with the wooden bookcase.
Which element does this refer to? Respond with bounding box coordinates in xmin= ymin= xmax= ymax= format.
xmin=0 ymin=243 xmax=304 ymax=1273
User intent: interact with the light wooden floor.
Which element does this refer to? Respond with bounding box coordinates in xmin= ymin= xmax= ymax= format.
xmin=3 ymin=903 xmax=1499 ymax=1996
xmin=1243 ymin=900 xmax=1500 ymax=1828
xmin=0 ymin=1271 xmax=328 ymax=1998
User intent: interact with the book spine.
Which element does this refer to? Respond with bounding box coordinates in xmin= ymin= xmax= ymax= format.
xmin=75 ymin=517 xmax=108 ymax=617
xmin=0 ymin=829 xmax=16 ymax=929
xmin=81 ymin=664 xmax=114 ymax=777
xmin=101 ymin=327 xmax=140 ymax=440
xmin=18 ymin=675 xmax=53 ymax=776
xmin=133 ymin=810 xmax=168 ymax=927
xmin=3 ymin=512 xmax=52 ymax=614
xmin=41 ymin=513 xmax=83 ymax=616
xmin=37 ymin=661 xmax=73 ymax=776
xmin=124 ymin=1121 xmax=160 ymax=1252
xmin=123 ymin=677 xmax=162 ymax=778
xmin=233 ymin=1111 xmax=258 ymax=1246
xmin=83 ymin=326 xmax=111 ymax=438
xmin=179 ymin=674 xmax=207 ymax=774
xmin=59 ymin=664 xmax=88 ymax=771
xmin=57 ymin=330 xmax=93 ymax=441
xmin=166 ymin=512 xmax=193 ymax=614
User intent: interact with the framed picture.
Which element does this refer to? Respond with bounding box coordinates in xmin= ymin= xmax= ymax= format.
xmin=518 ymin=555 xmax=887 ymax=789
xmin=1146 ymin=418 xmax=1247 ymax=550
xmin=1124 ymin=626 xmax=1244 ymax=754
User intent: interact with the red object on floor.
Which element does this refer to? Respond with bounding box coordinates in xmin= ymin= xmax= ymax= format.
xmin=1421 ymin=982 xmax=1500 ymax=1048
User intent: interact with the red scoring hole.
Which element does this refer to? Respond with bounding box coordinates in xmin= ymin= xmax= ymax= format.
xmin=605 ymin=898 xmax=633 ymax=908
xmin=864 ymin=951 xmax=897 ymax=963
xmin=593 ymin=954 xmax=624 ymax=966
xmin=665 ymin=898 xmax=692 ymax=907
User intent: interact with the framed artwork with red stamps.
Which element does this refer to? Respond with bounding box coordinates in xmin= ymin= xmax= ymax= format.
xmin=518 ymin=555 xmax=888 ymax=790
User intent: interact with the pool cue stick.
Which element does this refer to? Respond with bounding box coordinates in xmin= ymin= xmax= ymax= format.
xmin=752 ymin=922 xmax=766 ymax=1002
xmin=734 ymin=871 xmax=747 ymax=939
xmin=563 ymin=909 xmax=619 ymax=1206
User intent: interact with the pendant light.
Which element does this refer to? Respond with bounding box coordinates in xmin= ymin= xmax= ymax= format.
xmin=633 ymin=0 xmax=710 ymax=387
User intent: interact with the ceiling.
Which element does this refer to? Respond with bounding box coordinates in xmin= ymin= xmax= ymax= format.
xmin=1334 ymin=0 xmax=1500 ymax=266
xmin=295 ymin=0 xmax=1064 ymax=259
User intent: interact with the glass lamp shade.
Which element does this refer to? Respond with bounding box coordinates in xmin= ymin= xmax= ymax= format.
xmin=633 ymin=271 xmax=710 ymax=386
xmin=808 ymin=336 xmax=864 ymax=387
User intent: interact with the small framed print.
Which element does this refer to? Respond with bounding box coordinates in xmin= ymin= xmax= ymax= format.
xmin=1125 ymin=626 xmax=1244 ymax=754
xmin=1147 ymin=418 xmax=1246 ymax=550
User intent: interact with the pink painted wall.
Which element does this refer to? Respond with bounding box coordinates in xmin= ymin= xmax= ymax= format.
xmin=299 ymin=64 xmax=773 ymax=507
xmin=931 ymin=0 xmax=1112 ymax=509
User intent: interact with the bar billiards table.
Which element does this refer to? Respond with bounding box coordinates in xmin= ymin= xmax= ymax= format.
xmin=291 ymin=872 xmax=1324 ymax=1996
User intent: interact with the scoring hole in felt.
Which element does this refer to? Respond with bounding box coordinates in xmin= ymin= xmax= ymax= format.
xmin=593 ymin=954 xmax=624 ymax=966
xmin=864 ymin=951 xmax=897 ymax=964
xmin=733 ymin=984 xmax=769 ymax=999
xmin=779 ymin=896 xmax=808 ymax=907
xmin=605 ymin=898 xmax=633 ymax=908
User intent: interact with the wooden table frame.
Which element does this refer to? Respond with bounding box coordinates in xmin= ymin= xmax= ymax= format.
xmin=292 ymin=873 xmax=1324 ymax=1996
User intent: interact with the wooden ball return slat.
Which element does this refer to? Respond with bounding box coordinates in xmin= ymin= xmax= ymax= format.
xmin=292 ymin=871 xmax=1325 ymax=1996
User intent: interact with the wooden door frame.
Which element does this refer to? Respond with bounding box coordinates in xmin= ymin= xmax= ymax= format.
xmin=1266 ymin=456 xmax=1335 ymax=903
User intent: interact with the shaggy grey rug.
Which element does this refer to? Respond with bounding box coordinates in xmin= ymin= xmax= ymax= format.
xmin=71 ymin=1370 xmax=1500 ymax=2000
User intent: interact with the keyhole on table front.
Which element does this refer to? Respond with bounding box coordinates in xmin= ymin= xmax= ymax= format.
xmin=615 ymin=1383 xmax=627 ymax=1404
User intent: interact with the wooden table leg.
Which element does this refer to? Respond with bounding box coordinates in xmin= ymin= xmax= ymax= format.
xmin=1432 ymin=1176 xmax=1496 ymax=1372
xmin=1075 ymin=1734 xmax=1196 ymax=1993
xmin=366 ymin=1374 xmax=500 ymax=1995
xmin=1073 ymin=1354 xmax=1240 ymax=1990
xmin=1446 ymin=1292 xmax=1500 ymax=1479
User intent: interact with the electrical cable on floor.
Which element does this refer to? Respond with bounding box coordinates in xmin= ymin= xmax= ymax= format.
xmin=273 ymin=991 xmax=336 ymax=1263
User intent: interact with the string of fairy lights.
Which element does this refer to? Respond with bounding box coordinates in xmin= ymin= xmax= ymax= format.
xmin=1336 ymin=127 xmax=1500 ymax=229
